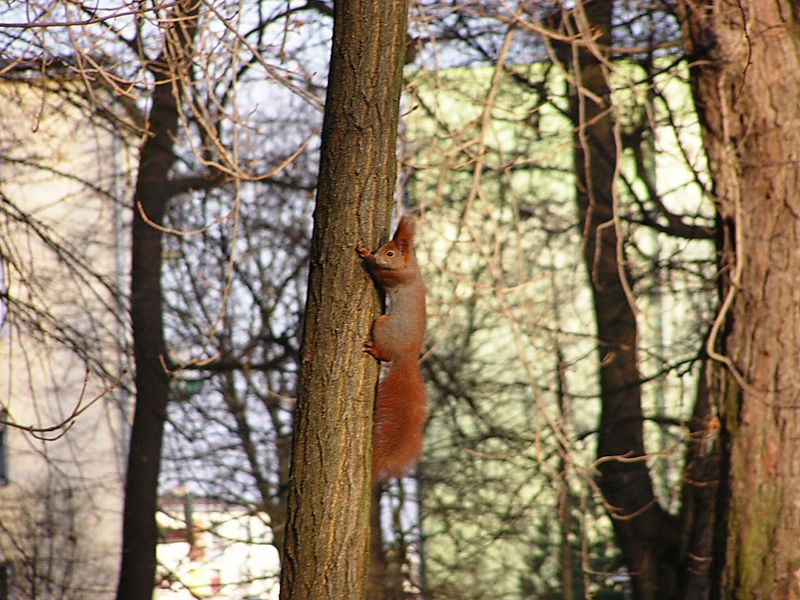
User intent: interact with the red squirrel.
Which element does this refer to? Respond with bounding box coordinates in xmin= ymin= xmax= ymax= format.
xmin=356 ymin=216 xmax=427 ymax=481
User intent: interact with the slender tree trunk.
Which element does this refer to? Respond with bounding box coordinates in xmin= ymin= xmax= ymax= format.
xmin=220 ymin=370 xmax=287 ymax=554
xmin=116 ymin=3 xmax=198 ymax=599
xmin=679 ymin=2 xmax=800 ymax=597
xmin=565 ymin=2 xmax=679 ymax=597
xmin=676 ymin=364 xmax=720 ymax=600
xmin=279 ymin=1 xmax=409 ymax=599
xmin=369 ymin=484 xmax=388 ymax=600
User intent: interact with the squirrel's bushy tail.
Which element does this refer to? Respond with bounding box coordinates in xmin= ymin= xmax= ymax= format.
xmin=373 ymin=357 xmax=427 ymax=481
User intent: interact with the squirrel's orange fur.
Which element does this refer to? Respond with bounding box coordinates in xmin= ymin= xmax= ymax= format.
xmin=356 ymin=216 xmax=427 ymax=481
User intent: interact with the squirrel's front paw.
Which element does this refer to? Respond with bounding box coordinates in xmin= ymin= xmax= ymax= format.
xmin=355 ymin=244 xmax=371 ymax=259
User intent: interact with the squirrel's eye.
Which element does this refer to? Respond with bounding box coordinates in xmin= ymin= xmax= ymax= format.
xmin=386 ymin=251 xmax=395 ymax=257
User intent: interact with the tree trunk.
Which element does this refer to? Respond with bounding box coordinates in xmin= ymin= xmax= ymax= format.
xmin=278 ymin=1 xmax=409 ymax=599
xmin=676 ymin=364 xmax=720 ymax=600
xmin=565 ymin=2 xmax=679 ymax=597
xmin=369 ymin=484 xmax=388 ymax=600
xmin=116 ymin=3 xmax=199 ymax=599
xmin=679 ymin=1 xmax=800 ymax=597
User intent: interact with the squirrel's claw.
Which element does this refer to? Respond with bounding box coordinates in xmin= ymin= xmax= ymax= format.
xmin=363 ymin=340 xmax=379 ymax=358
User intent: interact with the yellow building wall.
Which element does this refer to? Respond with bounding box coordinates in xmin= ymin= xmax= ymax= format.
xmin=0 ymin=80 xmax=134 ymax=599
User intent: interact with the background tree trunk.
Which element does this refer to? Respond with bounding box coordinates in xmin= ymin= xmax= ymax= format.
xmin=679 ymin=1 xmax=800 ymax=597
xmin=676 ymin=365 xmax=720 ymax=600
xmin=279 ymin=1 xmax=409 ymax=599
xmin=566 ymin=2 xmax=679 ymax=596
xmin=369 ymin=485 xmax=388 ymax=600
xmin=116 ymin=2 xmax=199 ymax=599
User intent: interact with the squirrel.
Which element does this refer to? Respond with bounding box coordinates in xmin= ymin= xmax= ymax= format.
xmin=356 ymin=215 xmax=427 ymax=481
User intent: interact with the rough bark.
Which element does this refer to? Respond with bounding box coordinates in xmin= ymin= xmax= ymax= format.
xmin=278 ymin=1 xmax=409 ymax=599
xmin=679 ymin=1 xmax=800 ymax=597
xmin=115 ymin=3 xmax=199 ymax=599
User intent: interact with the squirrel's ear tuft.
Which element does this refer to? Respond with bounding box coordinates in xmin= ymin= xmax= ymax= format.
xmin=393 ymin=216 xmax=415 ymax=249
